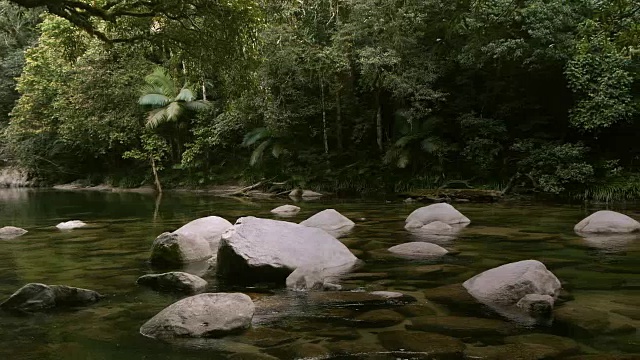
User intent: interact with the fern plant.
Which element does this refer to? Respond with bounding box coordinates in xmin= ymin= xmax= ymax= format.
xmin=241 ymin=127 xmax=287 ymax=166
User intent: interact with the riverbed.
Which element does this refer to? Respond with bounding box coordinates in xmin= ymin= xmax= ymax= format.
xmin=0 ymin=189 xmax=638 ymax=359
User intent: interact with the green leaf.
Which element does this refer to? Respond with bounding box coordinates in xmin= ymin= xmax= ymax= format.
xmin=242 ymin=127 xmax=269 ymax=147
xmin=183 ymin=100 xmax=210 ymax=111
xmin=175 ymin=88 xmax=196 ymax=102
xmin=165 ymin=102 xmax=183 ymax=122
xmin=146 ymin=108 xmax=167 ymax=129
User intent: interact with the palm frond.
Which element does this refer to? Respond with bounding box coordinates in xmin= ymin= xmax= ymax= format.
xmin=146 ymin=108 xmax=167 ymax=129
xmin=175 ymin=88 xmax=196 ymax=102
xmin=139 ymin=93 xmax=171 ymax=107
xmin=242 ymin=127 xmax=270 ymax=147
xmin=183 ymin=100 xmax=210 ymax=112
xmin=397 ymin=150 xmax=410 ymax=168
xmin=271 ymin=142 xmax=285 ymax=158
xmin=165 ymin=102 xmax=183 ymax=122
xmin=421 ymin=136 xmax=442 ymax=154
xmin=144 ymin=68 xmax=177 ymax=97
xmin=250 ymin=139 xmax=272 ymax=166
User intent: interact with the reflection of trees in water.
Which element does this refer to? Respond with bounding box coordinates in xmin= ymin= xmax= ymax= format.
xmin=0 ymin=188 xmax=29 ymax=203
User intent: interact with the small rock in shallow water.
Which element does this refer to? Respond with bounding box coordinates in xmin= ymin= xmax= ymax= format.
xmin=0 ymin=283 xmax=102 ymax=312
xmin=140 ymin=293 xmax=254 ymax=339
xmin=504 ymin=333 xmax=580 ymax=357
xmin=405 ymin=203 xmax=470 ymax=229
xmin=264 ymin=343 xmax=330 ymax=359
xmin=136 ymin=272 xmax=207 ymax=294
xmin=299 ymin=209 xmax=355 ymax=237
xmin=270 ymin=204 xmax=300 ymax=216
xmin=56 ymin=220 xmax=87 ymax=230
xmin=554 ymin=303 xmax=636 ymax=336
xmin=516 ymin=294 xmax=554 ymax=316
xmin=387 ymin=242 xmax=448 ymax=258
xmin=574 ymin=210 xmax=640 ymax=234
xmin=0 ymin=226 xmax=27 ymax=239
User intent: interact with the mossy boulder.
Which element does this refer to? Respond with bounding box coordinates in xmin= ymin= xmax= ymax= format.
xmin=378 ymin=330 xmax=465 ymax=358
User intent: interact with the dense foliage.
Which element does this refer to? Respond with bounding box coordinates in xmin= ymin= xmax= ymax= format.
xmin=1 ymin=0 xmax=638 ymax=199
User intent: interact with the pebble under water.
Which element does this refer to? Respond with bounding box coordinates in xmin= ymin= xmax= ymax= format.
xmin=0 ymin=189 xmax=638 ymax=359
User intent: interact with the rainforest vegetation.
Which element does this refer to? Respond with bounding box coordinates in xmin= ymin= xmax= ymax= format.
xmin=0 ymin=0 xmax=638 ymax=200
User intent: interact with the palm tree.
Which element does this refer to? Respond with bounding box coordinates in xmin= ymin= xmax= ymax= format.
xmin=242 ymin=127 xmax=287 ymax=166
xmin=138 ymin=67 xmax=209 ymax=129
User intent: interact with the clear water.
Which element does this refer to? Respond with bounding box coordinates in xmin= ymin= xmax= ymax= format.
xmin=0 ymin=189 xmax=638 ymax=359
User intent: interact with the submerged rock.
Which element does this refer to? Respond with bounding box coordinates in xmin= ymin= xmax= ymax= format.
xmin=354 ymin=309 xmax=404 ymax=327
xmin=308 ymin=291 xmax=416 ymax=308
xmin=378 ymin=330 xmax=465 ymax=357
xmin=270 ymin=205 xmax=300 ymax=216
xmin=407 ymin=315 xmax=516 ymax=336
xmin=464 ymin=343 xmax=567 ymax=360
xmin=387 ymin=242 xmax=449 ymax=258
xmin=0 ymin=226 xmax=27 ymax=239
xmin=504 ymin=333 xmax=580 ymax=357
xmin=463 ymin=260 xmax=561 ymax=312
xmin=217 ymin=217 xmax=358 ymax=284
xmin=140 ymin=293 xmax=254 ymax=339
xmin=150 ymin=232 xmax=212 ymax=266
xmin=174 ymin=216 xmax=232 ymax=251
xmin=574 ymin=210 xmax=640 ymax=234
xmin=136 ymin=272 xmax=207 ymax=294
xmin=554 ymin=303 xmax=636 ymax=336
xmin=56 ymin=220 xmax=87 ymax=230
xmin=299 ymin=209 xmax=355 ymax=237
xmin=405 ymin=203 xmax=470 ymax=229
xmin=0 ymin=283 xmax=102 ymax=312
xmin=516 ymin=294 xmax=555 ymax=316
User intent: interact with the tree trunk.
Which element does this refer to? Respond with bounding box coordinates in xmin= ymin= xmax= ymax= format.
xmin=320 ymin=77 xmax=329 ymax=155
xmin=376 ymin=90 xmax=383 ymax=152
xmin=335 ymin=86 xmax=343 ymax=151
xmin=150 ymin=156 xmax=162 ymax=194
xmin=202 ymin=78 xmax=207 ymax=101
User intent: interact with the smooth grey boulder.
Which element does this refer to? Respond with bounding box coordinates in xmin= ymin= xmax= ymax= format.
xmin=0 ymin=283 xmax=102 ymax=312
xmin=405 ymin=203 xmax=470 ymax=229
xmin=150 ymin=232 xmax=212 ymax=266
xmin=299 ymin=209 xmax=355 ymax=237
xmin=270 ymin=205 xmax=301 ymax=216
xmin=217 ymin=217 xmax=358 ymax=284
xmin=136 ymin=272 xmax=207 ymax=294
xmin=387 ymin=242 xmax=449 ymax=258
xmin=0 ymin=226 xmax=27 ymax=239
xmin=463 ymin=260 xmax=561 ymax=316
xmin=301 ymin=190 xmax=323 ymax=199
xmin=140 ymin=293 xmax=254 ymax=339
xmin=174 ymin=216 xmax=233 ymax=251
xmin=574 ymin=210 xmax=640 ymax=234
xmin=56 ymin=220 xmax=87 ymax=230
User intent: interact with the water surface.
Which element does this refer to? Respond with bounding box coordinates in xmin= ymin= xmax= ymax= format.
xmin=0 ymin=189 xmax=638 ymax=359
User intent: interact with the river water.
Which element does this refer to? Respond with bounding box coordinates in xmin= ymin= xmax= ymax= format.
xmin=0 ymin=189 xmax=638 ymax=359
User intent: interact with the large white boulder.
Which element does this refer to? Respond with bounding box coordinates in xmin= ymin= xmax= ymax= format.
xmin=140 ymin=293 xmax=254 ymax=339
xmin=217 ymin=217 xmax=358 ymax=283
xmin=150 ymin=232 xmax=212 ymax=266
xmin=56 ymin=220 xmax=87 ymax=230
xmin=405 ymin=203 xmax=470 ymax=229
xmin=574 ymin=210 xmax=640 ymax=234
xmin=0 ymin=226 xmax=27 ymax=239
xmin=463 ymin=260 xmax=561 ymax=308
xmin=388 ymin=242 xmax=449 ymax=258
xmin=174 ymin=216 xmax=233 ymax=251
xmin=300 ymin=209 xmax=355 ymax=237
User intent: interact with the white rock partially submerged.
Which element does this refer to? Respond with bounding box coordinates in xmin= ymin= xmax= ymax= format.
xmin=0 ymin=226 xmax=27 ymax=239
xmin=463 ymin=260 xmax=561 ymax=317
xmin=300 ymin=209 xmax=355 ymax=237
xmin=174 ymin=216 xmax=233 ymax=251
xmin=56 ymin=220 xmax=87 ymax=230
xmin=405 ymin=203 xmax=470 ymax=229
xmin=218 ymin=217 xmax=358 ymax=283
xmin=136 ymin=272 xmax=208 ymax=294
xmin=270 ymin=205 xmax=301 ymax=216
xmin=140 ymin=293 xmax=254 ymax=339
xmin=574 ymin=210 xmax=640 ymax=234
xmin=387 ymin=242 xmax=449 ymax=258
